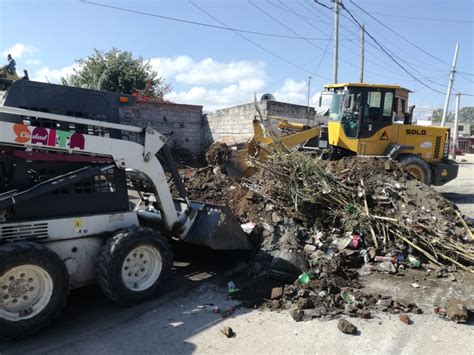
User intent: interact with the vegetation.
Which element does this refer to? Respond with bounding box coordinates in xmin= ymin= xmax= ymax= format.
xmin=432 ymin=107 xmax=474 ymax=123
xmin=61 ymin=48 xmax=171 ymax=99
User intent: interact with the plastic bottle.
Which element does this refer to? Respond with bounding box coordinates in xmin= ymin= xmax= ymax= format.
xmin=375 ymin=255 xmax=397 ymax=263
xmin=407 ymin=255 xmax=421 ymax=268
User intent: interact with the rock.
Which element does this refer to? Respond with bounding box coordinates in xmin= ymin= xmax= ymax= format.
xmin=265 ymin=203 xmax=275 ymax=211
xmin=290 ymin=309 xmax=304 ymax=322
xmin=358 ymin=309 xmax=371 ymax=319
xmin=220 ymin=326 xmax=235 ymax=338
xmin=399 ymin=314 xmax=412 ymax=324
xmin=338 ymin=319 xmax=358 ymax=335
xmin=310 ymin=250 xmax=325 ymax=261
xmin=271 ymin=250 xmax=309 ymax=278
xmin=271 ymin=287 xmax=284 ymax=300
xmin=446 ymin=298 xmax=468 ymax=323
xmin=271 ymin=299 xmax=281 ymax=310
xmin=297 ymin=297 xmax=314 ymax=310
xmin=304 ymin=244 xmax=317 ymax=254
xmin=272 ymin=212 xmax=283 ymax=224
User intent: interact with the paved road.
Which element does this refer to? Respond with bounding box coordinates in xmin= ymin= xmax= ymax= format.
xmin=436 ymin=153 xmax=474 ymax=217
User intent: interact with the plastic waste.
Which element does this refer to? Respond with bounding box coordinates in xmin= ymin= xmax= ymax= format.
xmin=375 ymin=255 xmax=396 ymax=263
xmin=358 ymin=264 xmax=376 ymax=276
xmin=350 ymin=234 xmax=361 ymax=249
xmin=359 ymin=249 xmax=369 ymax=263
xmin=396 ymin=253 xmax=405 ymax=262
xmin=227 ymin=281 xmax=239 ymax=293
xmin=376 ymin=260 xmax=397 ymax=273
xmin=241 ymin=222 xmax=256 ymax=234
xmin=341 ymin=291 xmax=357 ymax=304
xmin=297 ymin=271 xmax=318 ymax=284
xmin=407 ymin=254 xmax=421 ymax=268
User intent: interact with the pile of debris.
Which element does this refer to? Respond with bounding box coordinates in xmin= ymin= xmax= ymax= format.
xmin=252 ymin=152 xmax=473 ymax=270
xmin=179 ymin=144 xmax=473 ymax=322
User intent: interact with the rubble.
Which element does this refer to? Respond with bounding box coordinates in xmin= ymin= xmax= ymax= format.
xmin=179 ymin=144 xmax=474 ymax=323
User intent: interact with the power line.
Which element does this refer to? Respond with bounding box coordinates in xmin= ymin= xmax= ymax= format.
xmin=337 ymin=3 xmax=446 ymax=94
xmin=313 ymin=1 xmax=454 ymax=91
xmin=348 ymin=8 xmax=474 ymax=24
xmin=79 ymin=0 xmax=337 ymax=40
xmin=348 ymin=0 xmax=453 ymax=67
xmin=248 ymin=0 xmax=331 ymax=80
xmin=187 ymin=0 xmax=315 ymax=75
xmin=270 ymin=0 xmax=416 ymax=80
xmin=313 ymin=1 xmax=454 ymax=73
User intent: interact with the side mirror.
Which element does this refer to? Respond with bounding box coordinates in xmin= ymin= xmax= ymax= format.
xmin=343 ymin=95 xmax=352 ymax=109
xmin=318 ymin=95 xmax=322 ymax=107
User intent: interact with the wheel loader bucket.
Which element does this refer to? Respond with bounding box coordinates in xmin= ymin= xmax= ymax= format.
xmin=182 ymin=201 xmax=253 ymax=250
xmin=226 ymin=143 xmax=259 ymax=178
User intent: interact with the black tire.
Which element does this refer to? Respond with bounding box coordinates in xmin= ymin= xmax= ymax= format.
xmin=97 ymin=227 xmax=173 ymax=306
xmin=0 ymin=242 xmax=69 ymax=339
xmin=397 ymin=154 xmax=432 ymax=185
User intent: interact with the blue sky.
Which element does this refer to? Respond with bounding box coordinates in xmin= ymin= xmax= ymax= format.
xmin=1 ymin=0 xmax=473 ymax=114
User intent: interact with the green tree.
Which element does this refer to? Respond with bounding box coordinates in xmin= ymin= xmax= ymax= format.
xmin=431 ymin=107 xmax=474 ymax=123
xmin=61 ymin=48 xmax=171 ymax=99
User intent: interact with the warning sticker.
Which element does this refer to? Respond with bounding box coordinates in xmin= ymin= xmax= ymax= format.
xmin=380 ymin=131 xmax=389 ymax=141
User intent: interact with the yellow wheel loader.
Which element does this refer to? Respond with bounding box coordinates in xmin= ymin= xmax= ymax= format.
xmin=236 ymin=83 xmax=458 ymax=186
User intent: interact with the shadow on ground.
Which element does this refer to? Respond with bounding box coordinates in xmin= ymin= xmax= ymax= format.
xmin=0 ymin=243 xmax=258 ymax=354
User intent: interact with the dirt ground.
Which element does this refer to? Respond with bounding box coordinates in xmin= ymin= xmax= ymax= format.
xmin=1 ymin=157 xmax=473 ymax=355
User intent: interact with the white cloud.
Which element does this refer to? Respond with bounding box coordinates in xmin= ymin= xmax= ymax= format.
xmin=166 ymin=80 xmax=266 ymax=112
xmin=272 ymin=79 xmax=308 ymax=105
xmin=25 ymin=59 xmax=41 ymax=66
xmin=2 ymin=43 xmax=38 ymax=59
xmin=33 ymin=64 xmax=77 ymax=83
xmin=150 ymin=56 xmax=266 ymax=86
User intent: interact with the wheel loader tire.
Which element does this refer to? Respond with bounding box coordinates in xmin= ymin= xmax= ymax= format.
xmin=97 ymin=227 xmax=173 ymax=306
xmin=397 ymin=154 xmax=432 ymax=185
xmin=0 ymin=241 xmax=70 ymax=339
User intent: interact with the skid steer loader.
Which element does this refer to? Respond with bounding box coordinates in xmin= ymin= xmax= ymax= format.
xmin=234 ymin=83 xmax=458 ymax=186
xmin=0 ymin=81 xmax=251 ymax=338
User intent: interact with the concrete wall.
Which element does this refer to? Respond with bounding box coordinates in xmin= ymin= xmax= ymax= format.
xmin=204 ymin=100 xmax=317 ymax=145
xmin=119 ymin=102 xmax=205 ymax=154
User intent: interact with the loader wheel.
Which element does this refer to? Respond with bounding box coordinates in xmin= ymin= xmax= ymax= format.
xmin=97 ymin=227 xmax=173 ymax=306
xmin=397 ymin=154 xmax=432 ymax=185
xmin=0 ymin=242 xmax=69 ymax=339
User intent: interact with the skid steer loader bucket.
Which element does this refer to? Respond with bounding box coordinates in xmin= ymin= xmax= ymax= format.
xmin=182 ymin=201 xmax=253 ymax=250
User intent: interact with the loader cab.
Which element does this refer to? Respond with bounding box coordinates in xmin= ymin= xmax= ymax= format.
xmin=325 ymin=83 xmax=412 ymax=154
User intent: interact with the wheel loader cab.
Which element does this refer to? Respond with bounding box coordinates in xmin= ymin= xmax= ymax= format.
xmin=326 ymin=83 xmax=407 ymax=155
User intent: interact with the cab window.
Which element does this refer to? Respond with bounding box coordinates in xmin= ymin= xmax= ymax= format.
xmin=383 ymin=92 xmax=394 ymax=117
xmin=366 ymin=91 xmax=381 ymax=122
xmin=368 ymin=92 xmax=381 ymax=108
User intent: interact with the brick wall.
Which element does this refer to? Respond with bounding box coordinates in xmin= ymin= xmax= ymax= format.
xmin=119 ymin=102 xmax=205 ymax=154
xmin=204 ymin=100 xmax=317 ymax=145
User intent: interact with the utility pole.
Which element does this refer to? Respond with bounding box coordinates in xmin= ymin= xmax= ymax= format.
xmin=441 ymin=43 xmax=459 ymax=126
xmin=307 ymin=76 xmax=312 ymax=108
xmin=452 ymin=93 xmax=461 ymax=160
xmin=333 ymin=0 xmax=340 ymax=84
xmin=360 ymin=24 xmax=365 ymax=83
xmin=307 ymin=76 xmax=312 ymax=123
